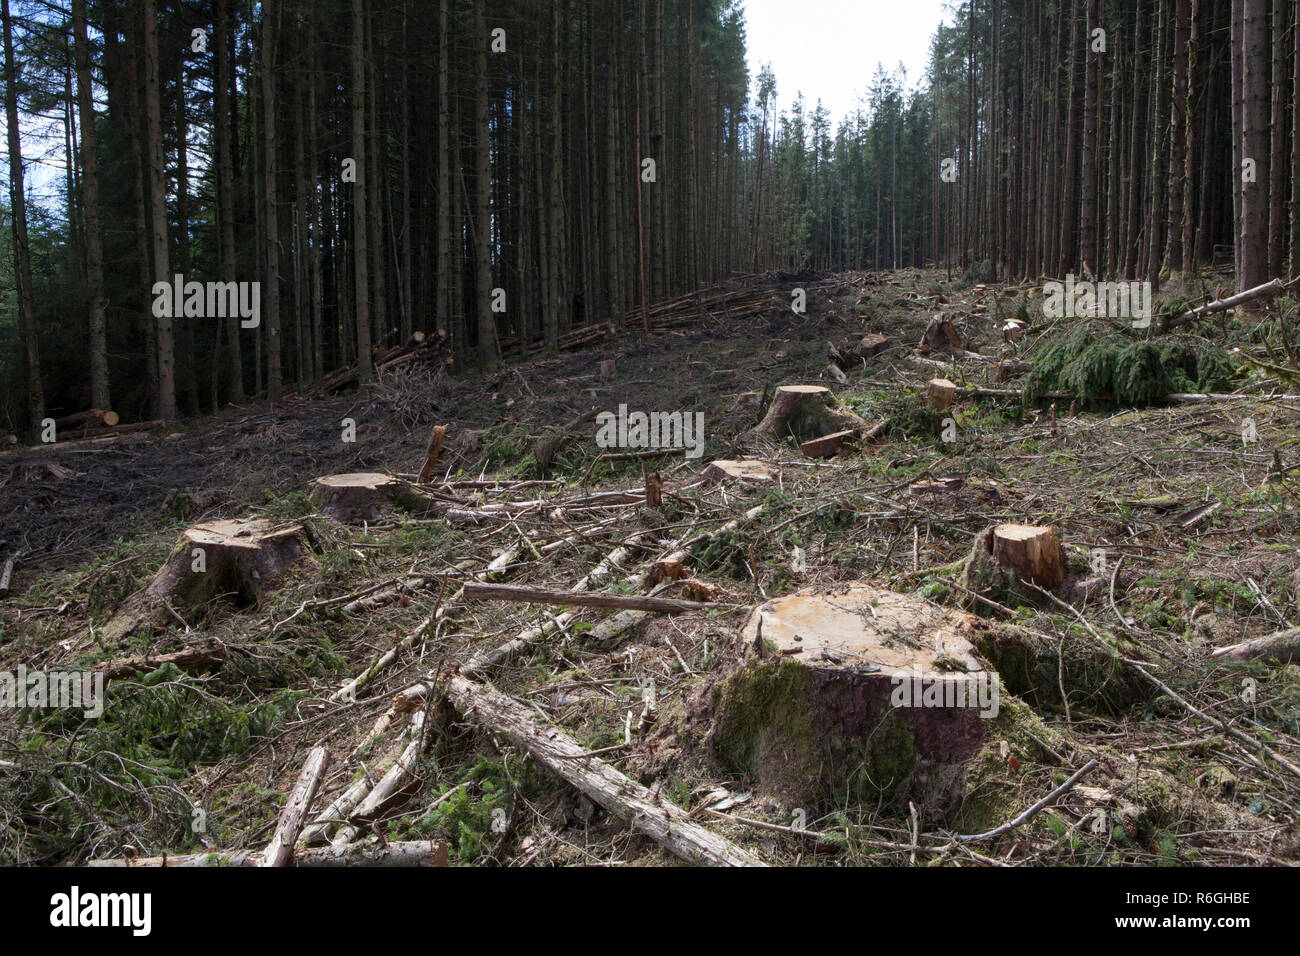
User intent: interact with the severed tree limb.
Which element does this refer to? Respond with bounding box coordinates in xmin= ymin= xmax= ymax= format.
xmin=461 ymin=581 xmax=710 ymax=614
xmin=94 ymin=644 xmax=226 ymax=683
xmin=261 ymin=746 xmax=329 ymax=866
xmin=1164 ymin=277 xmax=1288 ymax=329
xmin=1210 ymin=627 xmax=1300 ymax=665
xmin=90 ymin=839 xmax=448 ymax=867
xmin=331 ymin=711 xmax=427 ymax=848
xmin=943 ymin=760 xmax=1099 ymax=842
xmin=443 ymin=673 xmax=765 ymax=866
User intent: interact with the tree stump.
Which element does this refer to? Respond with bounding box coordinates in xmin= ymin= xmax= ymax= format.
xmin=100 ymin=518 xmax=311 ymax=642
xmin=310 ymin=473 xmax=431 ymax=522
xmin=987 ymin=524 xmax=1065 ymax=589
xmin=700 ymin=459 xmax=776 ymax=486
xmin=742 ymin=385 xmax=871 ymax=447
xmin=711 ymin=583 xmax=1001 ymax=811
xmin=925 ymin=378 xmax=957 ymax=410
xmin=918 ymin=315 xmax=963 ymax=354
xmin=854 ymin=332 xmax=889 ymax=360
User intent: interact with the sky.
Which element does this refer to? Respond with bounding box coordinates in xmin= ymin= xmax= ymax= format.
xmin=741 ymin=0 xmax=954 ymax=127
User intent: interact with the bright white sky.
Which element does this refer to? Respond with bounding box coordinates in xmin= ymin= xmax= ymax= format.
xmin=741 ymin=0 xmax=955 ymax=126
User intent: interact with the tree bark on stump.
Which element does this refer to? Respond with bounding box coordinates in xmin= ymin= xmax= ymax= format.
xmin=100 ymin=519 xmax=310 ymax=642
xmin=987 ymin=524 xmax=1065 ymax=589
xmin=925 ymin=378 xmax=957 ymax=410
xmin=743 ymin=385 xmax=871 ymax=446
xmin=918 ymin=315 xmax=963 ymax=354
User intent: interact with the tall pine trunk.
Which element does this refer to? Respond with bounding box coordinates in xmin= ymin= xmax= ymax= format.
xmin=142 ymin=0 xmax=175 ymax=420
xmin=2 ymin=0 xmax=42 ymax=433
xmin=72 ymin=0 xmax=108 ymax=411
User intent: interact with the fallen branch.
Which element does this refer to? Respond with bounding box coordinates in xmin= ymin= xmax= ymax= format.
xmin=261 ymin=746 xmax=329 ymax=866
xmin=1210 ymin=627 xmax=1300 ymax=666
xmin=460 ymin=581 xmax=711 ymax=614
xmin=443 ymin=673 xmax=764 ymax=866
xmin=1164 ymin=278 xmax=1287 ymax=329
xmin=89 ymin=839 xmax=448 ymax=867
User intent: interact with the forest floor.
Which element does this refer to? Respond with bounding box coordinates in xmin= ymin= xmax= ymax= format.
xmin=2 ymin=266 xmax=1299 ymax=866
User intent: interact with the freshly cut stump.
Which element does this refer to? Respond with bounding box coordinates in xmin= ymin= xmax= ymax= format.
xmin=742 ymin=385 xmax=871 ymax=447
xmin=310 ymin=472 xmax=431 ymax=522
xmin=925 ymin=378 xmax=957 ymax=411
xmin=701 ymin=459 xmax=776 ymax=486
xmin=101 ymin=518 xmax=310 ymax=642
xmin=712 ymin=583 xmax=1000 ymax=811
xmin=987 ymin=524 xmax=1065 ymax=589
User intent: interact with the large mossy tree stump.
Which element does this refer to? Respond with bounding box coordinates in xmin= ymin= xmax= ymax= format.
xmin=710 ymin=583 xmax=1003 ymax=812
xmin=101 ymin=518 xmax=310 ymax=642
xmin=309 ymin=472 xmax=431 ymax=522
xmin=742 ymin=385 xmax=871 ymax=449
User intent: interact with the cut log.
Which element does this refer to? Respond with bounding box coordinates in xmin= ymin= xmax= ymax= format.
xmin=743 ymin=384 xmax=871 ymax=446
xmin=88 ymin=840 xmax=448 ymax=867
xmin=262 ymin=747 xmax=329 ymax=867
xmin=443 ymin=673 xmax=764 ymax=866
xmin=714 ymin=583 xmax=997 ymax=809
xmin=1209 ymin=627 xmax=1300 ymax=666
xmin=67 ymin=418 xmax=165 ymax=440
xmin=987 ymin=524 xmax=1065 ymax=589
xmin=460 ymin=581 xmax=710 ymax=614
xmin=701 ymin=459 xmax=776 ymax=485
xmin=99 ymin=519 xmax=310 ymax=642
xmin=310 ymin=472 xmax=432 ymax=522
xmin=416 ymin=425 xmax=447 ymax=484
xmin=799 ymin=429 xmax=856 ymax=459
xmin=918 ymin=315 xmax=963 ymax=354
xmin=824 ymin=362 xmax=849 ymax=385
xmin=994 ymin=359 xmax=1032 ymax=383
xmin=53 ymin=408 xmax=119 ymax=431
xmin=925 ymin=378 xmax=958 ymax=410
